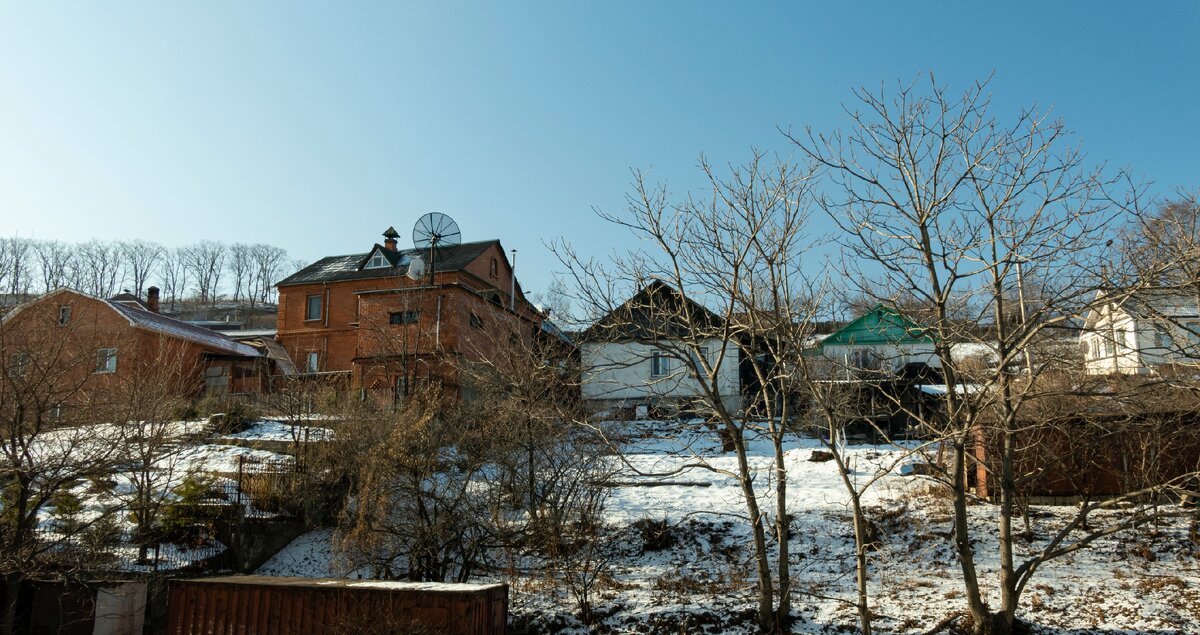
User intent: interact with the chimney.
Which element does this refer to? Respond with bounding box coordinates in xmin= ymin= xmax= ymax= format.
xmin=383 ymin=226 xmax=399 ymax=251
xmin=147 ymin=286 xmax=160 ymax=313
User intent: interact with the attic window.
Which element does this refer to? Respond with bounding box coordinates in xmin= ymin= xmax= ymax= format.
xmin=489 ymin=258 xmax=498 ymax=278
xmin=58 ymin=306 xmax=71 ymax=326
xmin=366 ymin=252 xmax=389 ymax=269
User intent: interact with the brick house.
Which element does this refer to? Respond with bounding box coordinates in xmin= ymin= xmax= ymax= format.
xmin=275 ymin=228 xmax=543 ymax=403
xmin=1 ymin=288 xmax=268 ymax=411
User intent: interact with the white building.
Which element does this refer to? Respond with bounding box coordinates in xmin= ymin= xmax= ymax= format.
xmin=1081 ymin=287 xmax=1200 ymax=375
xmin=580 ymin=281 xmax=741 ymax=416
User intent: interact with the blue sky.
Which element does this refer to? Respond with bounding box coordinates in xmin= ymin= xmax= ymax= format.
xmin=1 ymin=3 xmax=1197 ymax=300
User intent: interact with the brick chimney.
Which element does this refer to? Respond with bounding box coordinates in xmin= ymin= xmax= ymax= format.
xmin=383 ymin=226 xmax=399 ymax=251
xmin=147 ymin=286 xmax=160 ymax=313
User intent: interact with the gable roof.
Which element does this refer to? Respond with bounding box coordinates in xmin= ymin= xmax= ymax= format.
xmin=277 ymin=240 xmax=498 ymax=287
xmin=583 ymin=280 xmax=725 ymax=341
xmin=2 ymin=288 xmax=259 ymax=358
xmin=1085 ymin=287 xmax=1200 ymax=329
xmin=108 ymin=301 xmax=261 ymax=357
xmin=819 ymin=304 xmax=934 ymax=347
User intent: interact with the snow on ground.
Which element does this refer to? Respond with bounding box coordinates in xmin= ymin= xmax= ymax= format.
xmin=33 ymin=418 xmax=297 ymax=572
xmin=256 ymin=421 xmax=1199 ymax=634
xmin=220 ymin=419 xmax=333 ymax=442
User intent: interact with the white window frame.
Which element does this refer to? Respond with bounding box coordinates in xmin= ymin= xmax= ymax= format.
xmin=365 ymin=251 xmax=388 ymax=269
xmin=651 ymin=351 xmax=672 ymax=378
xmin=95 ymin=348 xmax=117 ymax=374
xmin=306 ymin=351 xmax=320 ymax=373
xmin=58 ymin=305 xmax=71 ymax=326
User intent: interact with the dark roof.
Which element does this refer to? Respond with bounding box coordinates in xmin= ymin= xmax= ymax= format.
xmin=108 ymin=301 xmax=260 ymax=357
xmin=277 ymin=240 xmax=498 ymax=287
xmin=109 ymin=292 xmax=149 ymax=310
xmin=583 ymin=280 xmax=725 ymax=341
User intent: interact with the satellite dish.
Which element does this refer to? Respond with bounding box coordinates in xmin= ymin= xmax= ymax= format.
xmin=406 ymin=255 xmax=426 ymax=281
xmin=412 ymin=212 xmax=461 ymax=250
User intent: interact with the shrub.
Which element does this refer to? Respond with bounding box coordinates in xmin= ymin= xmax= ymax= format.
xmin=209 ymin=402 xmax=260 ymax=435
xmin=157 ymin=473 xmax=229 ymax=547
xmin=633 ymin=517 xmax=676 ymax=553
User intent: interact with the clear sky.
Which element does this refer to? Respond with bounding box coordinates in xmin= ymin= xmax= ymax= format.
xmin=1 ymin=3 xmax=1197 ymax=300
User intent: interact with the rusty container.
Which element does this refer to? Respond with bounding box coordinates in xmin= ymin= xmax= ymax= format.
xmin=166 ymin=575 xmax=507 ymax=635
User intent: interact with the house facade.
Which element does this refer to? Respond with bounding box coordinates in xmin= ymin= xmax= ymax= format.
xmin=274 ymin=227 xmax=542 ymax=403
xmin=814 ymin=304 xmax=940 ymax=377
xmin=580 ymin=281 xmax=741 ymax=416
xmin=1 ymin=287 xmax=267 ymax=411
xmin=1081 ymin=287 xmax=1200 ymax=375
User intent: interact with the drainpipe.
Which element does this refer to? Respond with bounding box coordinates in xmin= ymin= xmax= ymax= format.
xmin=510 ymin=249 xmax=517 ymax=312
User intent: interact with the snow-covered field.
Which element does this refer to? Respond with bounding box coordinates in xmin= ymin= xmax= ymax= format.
xmin=258 ymin=421 xmax=1200 ymax=634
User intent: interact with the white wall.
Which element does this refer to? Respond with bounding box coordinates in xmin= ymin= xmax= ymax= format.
xmin=818 ymin=342 xmax=940 ymax=373
xmin=581 ymin=338 xmax=741 ymax=412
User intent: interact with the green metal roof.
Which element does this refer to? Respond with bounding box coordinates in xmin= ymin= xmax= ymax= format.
xmin=819 ymin=304 xmax=934 ymax=347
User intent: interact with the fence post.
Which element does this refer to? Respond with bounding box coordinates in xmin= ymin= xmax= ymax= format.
xmin=237 ymin=456 xmax=244 ymax=508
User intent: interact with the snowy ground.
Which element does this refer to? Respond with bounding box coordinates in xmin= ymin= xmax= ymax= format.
xmin=257 ymin=421 xmax=1200 ymax=634
xmin=35 ymin=418 xmax=306 ymax=571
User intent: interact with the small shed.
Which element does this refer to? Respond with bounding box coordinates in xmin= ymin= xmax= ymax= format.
xmin=167 ymin=575 xmax=507 ymax=635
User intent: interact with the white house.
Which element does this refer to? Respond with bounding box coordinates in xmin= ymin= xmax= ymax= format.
xmin=580 ymin=281 xmax=741 ymax=416
xmin=1081 ymin=287 xmax=1200 ymax=375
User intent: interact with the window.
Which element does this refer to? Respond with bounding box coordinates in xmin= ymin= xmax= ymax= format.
xmin=58 ymin=306 xmax=71 ymax=326
xmin=51 ymin=402 xmax=63 ymax=421
xmin=1186 ymin=322 xmax=1200 ymax=345
xmin=366 ymin=251 xmax=389 ymax=269
xmin=690 ymin=347 xmax=709 ymax=374
xmin=470 ymin=313 xmax=484 ymax=330
xmin=389 ymin=310 xmax=420 ymax=325
xmin=95 ymin=348 xmax=117 ymax=374
xmin=306 ymin=351 xmax=320 ymax=373
xmin=651 ymin=351 xmax=672 ymax=377
xmin=8 ymin=352 xmax=28 ymax=377
xmin=489 ymin=258 xmax=498 ymax=278
xmin=1155 ymin=327 xmax=1174 ymax=350
xmin=306 ymin=294 xmax=323 ymax=321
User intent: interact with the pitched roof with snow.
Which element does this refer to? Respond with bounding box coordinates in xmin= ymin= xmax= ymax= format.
xmin=2 ymin=288 xmax=261 ymax=358
xmin=107 ymin=301 xmax=261 ymax=357
xmin=277 ymin=240 xmax=498 ymax=287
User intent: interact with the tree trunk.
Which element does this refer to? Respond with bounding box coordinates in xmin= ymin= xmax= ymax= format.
xmin=728 ymin=424 xmax=776 ymax=632
xmin=773 ymin=428 xmax=791 ymax=631
xmin=950 ymin=439 xmax=991 ymax=632
xmin=851 ymin=495 xmax=873 ymax=635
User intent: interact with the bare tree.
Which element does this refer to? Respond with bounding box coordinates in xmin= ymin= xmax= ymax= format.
xmin=0 ymin=302 xmax=124 ymax=635
xmin=159 ymin=247 xmax=189 ymax=312
xmin=227 ymin=243 xmax=254 ymax=304
xmin=77 ymin=240 xmax=122 ymax=298
xmin=555 ymin=150 xmax=823 ymax=632
xmin=182 ymin=241 xmax=227 ymax=307
xmin=789 ymin=75 xmax=1181 ymax=635
xmin=32 ymin=240 xmax=72 ymax=294
xmin=0 ymin=238 xmax=34 ymax=298
xmin=118 ymin=240 xmax=165 ymax=297
xmin=250 ymin=244 xmax=289 ymax=307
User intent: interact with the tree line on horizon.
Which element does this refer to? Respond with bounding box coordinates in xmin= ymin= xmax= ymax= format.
xmin=0 ymin=238 xmax=307 ymax=311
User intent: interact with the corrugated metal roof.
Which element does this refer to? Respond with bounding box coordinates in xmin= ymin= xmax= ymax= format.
xmin=277 ymin=241 xmax=497 ymax=287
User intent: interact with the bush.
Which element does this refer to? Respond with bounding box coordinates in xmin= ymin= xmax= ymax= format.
xmin=209 ymin=402 xmax=261 ymax=435
xmin=157 ymin=473 xmax=229 ymax=547
xmin=633 ymin=517 xmax=676 ymax=553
